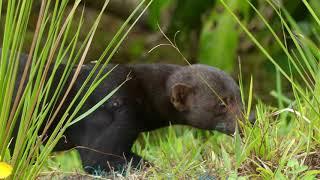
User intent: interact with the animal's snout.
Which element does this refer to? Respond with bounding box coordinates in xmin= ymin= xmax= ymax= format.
xmin=249 ymin=111 xmax=256 ymax=124
xmin=215 ymin=121 xmax=236 ymax=135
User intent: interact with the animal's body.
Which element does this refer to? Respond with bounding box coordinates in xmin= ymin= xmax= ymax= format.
xmin=11 ymin=52 xmax=242 ymax=173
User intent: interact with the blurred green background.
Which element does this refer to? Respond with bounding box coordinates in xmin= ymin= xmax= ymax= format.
xmin=3 ymin=0 xmax=320 ymax=104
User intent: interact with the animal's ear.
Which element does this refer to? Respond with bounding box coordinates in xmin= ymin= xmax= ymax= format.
xmin=170 ymin=83 xmax=193 ymax=111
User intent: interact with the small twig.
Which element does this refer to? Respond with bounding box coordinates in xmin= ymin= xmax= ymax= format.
xmin=269 ymin=108 xmax=311 ymax=123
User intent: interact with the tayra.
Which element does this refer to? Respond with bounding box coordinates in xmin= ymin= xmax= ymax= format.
xmin=11 ymin=52 xmax=243 ymax=173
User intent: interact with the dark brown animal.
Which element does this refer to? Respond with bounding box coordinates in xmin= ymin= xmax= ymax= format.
xmin=12 ymin=52 xmax=242 ymax=173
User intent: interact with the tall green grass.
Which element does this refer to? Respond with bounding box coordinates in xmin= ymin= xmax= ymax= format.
xmin=0 ymin=0 xmax=152 ymax=179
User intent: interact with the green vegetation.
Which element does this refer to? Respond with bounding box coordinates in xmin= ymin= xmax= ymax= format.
xmin=43 ymin=1 xmax=320 ymax=179
xmin=0 ymin=0 xmax=319 ymax=179
xmin=0 ymin=0 xmax=152 ymax=179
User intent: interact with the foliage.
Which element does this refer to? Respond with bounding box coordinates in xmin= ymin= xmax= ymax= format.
xmin=42 ymin=0 xmax=320 ymax=179
xmin=0 ymin=0 xmax=152 ymax=179
xmin=198 ymin=0 xmax=240 ymax=73
xmin=148 ymin=0 xmax=318 ymax=104
xmin=1 ymin=0 xmax=319 ymax=179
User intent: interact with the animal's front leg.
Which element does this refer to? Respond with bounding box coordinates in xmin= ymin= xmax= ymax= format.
xmin=78 ymin=149 xmax=149 ymax=174
xmin=78 ymin=149 xmax=139 ymax=174
xmin=76 ymin=122 xmax=142 ymax=174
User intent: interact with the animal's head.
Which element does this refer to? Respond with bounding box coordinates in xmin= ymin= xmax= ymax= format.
xmin=168 ymin=64 xmax=243 ymax=135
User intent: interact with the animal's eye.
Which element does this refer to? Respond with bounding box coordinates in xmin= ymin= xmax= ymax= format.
xmin=219 ymin=101 xmax=226 ymax=108
xmin=218 ymin=98 xmax=229 ymax=112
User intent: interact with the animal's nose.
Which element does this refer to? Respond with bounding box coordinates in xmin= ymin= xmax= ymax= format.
xmin=215 ymin=121 xmax=236 ymax=136
xmin=249 ymin=111 xmax=256 ymax=124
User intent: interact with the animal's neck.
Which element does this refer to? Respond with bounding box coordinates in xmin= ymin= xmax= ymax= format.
xmin=131 ymin=64 xmax=185 ymax=127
